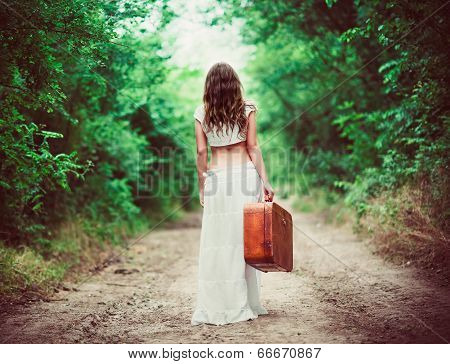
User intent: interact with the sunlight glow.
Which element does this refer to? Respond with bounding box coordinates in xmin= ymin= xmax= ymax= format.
xmin=162 ymin=0 xmax=256 ymax=74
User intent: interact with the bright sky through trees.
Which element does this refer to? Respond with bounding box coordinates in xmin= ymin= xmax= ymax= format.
xmin=162 ymin=0 xmax=255 ymax=75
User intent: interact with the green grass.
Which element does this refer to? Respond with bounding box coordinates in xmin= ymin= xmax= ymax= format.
xmin=0 ymin=245 xmax=67 ymax=296
xmin=292 ymin=188 xmax=353 ymax=226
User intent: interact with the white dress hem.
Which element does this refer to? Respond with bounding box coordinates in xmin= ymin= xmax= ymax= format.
xmin=191 ymin=305 xmax=268 ymax=326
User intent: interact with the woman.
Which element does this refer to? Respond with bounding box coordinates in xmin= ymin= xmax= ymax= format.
xmin=191 ymin=62 xmax=275 ymax=326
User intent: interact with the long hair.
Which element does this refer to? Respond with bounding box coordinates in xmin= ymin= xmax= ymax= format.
xmin=202 ymin=62 xmax=249 ymax=139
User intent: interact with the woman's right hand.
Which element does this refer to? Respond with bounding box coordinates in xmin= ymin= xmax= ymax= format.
xmin=262 ymin=182 xmax=275 ymax=202
xmin=199 ymin=189 xmax=205 ymax=207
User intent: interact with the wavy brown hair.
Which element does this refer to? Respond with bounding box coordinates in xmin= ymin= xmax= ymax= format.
xmin=203 ymin=62 xmax=254 ymax=139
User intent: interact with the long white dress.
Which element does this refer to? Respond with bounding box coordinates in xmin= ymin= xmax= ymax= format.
xmin=191 ymin=160 xmax=269 ymax=326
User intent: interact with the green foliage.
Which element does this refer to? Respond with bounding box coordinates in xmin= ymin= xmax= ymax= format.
xmin=0 ymin=119 xmax=88 ymax=243
xmin=220 ymin=0 xmax=449 ymax=221
xmin=0 ymin=0 xmax=186 ymax=244
xmin=0 ymin=0 xmax=191 ymax=296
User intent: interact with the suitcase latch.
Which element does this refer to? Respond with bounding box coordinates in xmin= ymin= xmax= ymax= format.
xmin=263 ymin=240 xmax=272 ymax=248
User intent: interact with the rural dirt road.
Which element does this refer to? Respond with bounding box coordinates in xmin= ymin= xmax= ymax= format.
xmin=1 ymin=198 xmax=449 ymax=344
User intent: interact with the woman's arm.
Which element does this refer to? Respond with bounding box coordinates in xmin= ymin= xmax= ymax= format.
xmin=195 ymin=120 xmax=208 ymax=206
xmin=246 ymin=111 xmax=275 ymax=201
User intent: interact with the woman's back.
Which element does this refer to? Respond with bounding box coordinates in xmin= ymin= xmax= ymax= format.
xmin=210 ymin=141 xmax=250 ymax=169
xmin=194 ymin=100 xmax=257 ymax=169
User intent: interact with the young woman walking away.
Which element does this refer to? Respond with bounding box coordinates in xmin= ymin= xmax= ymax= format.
xmin=191 ymin=62 xmax=275 ymax=326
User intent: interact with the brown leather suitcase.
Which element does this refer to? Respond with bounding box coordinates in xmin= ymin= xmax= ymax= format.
xmin=243 ymin=202 xmax=293 ymax=273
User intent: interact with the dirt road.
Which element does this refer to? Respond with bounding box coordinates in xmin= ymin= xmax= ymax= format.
xmin=1 ymin=198 xmax=449 ymax=343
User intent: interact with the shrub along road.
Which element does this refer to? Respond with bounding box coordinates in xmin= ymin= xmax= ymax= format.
xmin=1 ymin=199 xmax=449 ymax=343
